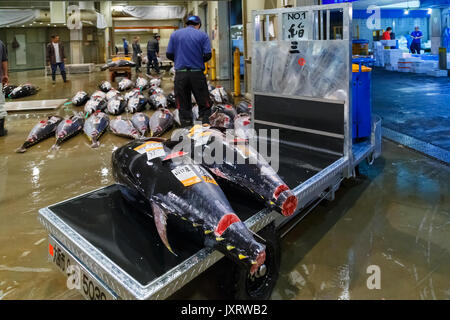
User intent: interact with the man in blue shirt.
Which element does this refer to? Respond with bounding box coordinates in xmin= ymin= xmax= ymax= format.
xmin=166 ymin=15 xmax=212 ymax=126
xmin=123 ymin=37 xmax=129 ymax=56
xmin=410 ymin=26 xmax=423 ymax=54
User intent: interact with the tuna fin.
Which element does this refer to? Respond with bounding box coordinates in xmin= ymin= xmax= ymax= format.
xmin=151 ymin=201 xmax=177 ymax=256
xmin=50 ymin=143 xmax=60 ymax=151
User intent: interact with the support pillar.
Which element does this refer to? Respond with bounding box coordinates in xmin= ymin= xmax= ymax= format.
xmin=70 ymin=29 xmax=84 ymax=64
xmin=430 ymin=8 xmax=442 ymax=55
xmin=217 ymin=0 xmax=231 ymax=80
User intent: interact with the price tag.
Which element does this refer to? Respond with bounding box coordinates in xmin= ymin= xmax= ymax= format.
xmin=134 ymin=141 xmax=163 ymax=154
xmin=172 ymin=165 xmax=202 ymax=187
xmin=283 ymin=11 xmax=308 ymax=40
xmin=146 ymin=147 xmax=166 ymax=161
xmin=198 ymin=166 xmax=218 ymax=186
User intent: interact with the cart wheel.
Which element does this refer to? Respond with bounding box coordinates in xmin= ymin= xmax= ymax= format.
xmin=220 ymin=222 xmax=281 ymax=300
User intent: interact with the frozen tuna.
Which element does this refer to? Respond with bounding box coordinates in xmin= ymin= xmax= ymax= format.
xmin=173 ymin=125 xmax=298 ymax=216
xmin=234 ymin=113 xmax=253 ymax=140
xmin=112 ymin=140 xmax=266 ymax=275
xmin=3 ymin=85 xmax=17 ymax=98
xmin=99 ymin=81 xmax=112 ymax=93
xmin=149 ymin=93 xmax=168 ymax=109
xmin=149 ymin=108 xmax=174 ymax=137
xmin=124 ymin=88 xmax=140 ymax=101
xmin=72 ymin=91 xmax=89 ymax=106
xmin=131 ymin=112 xmax=150 ymax=136
xmin=16 ymin=115 xmax=63 ymax=153
xmin=110 ymin=116 xmax=140 ymax=139
xmin=118 ymin=78 xmax=134 ymax=91
xmin=148 ymin=77 xmax=161 ymax=88
xmin=100 ymin=59 xmax=136 ymax=71
xmin=8 ymin=84 xmax=38 ymax=99
xmin=135 ymin=77 xmax=149 ymax=90
xmin=126 ymin=95 xmax=147 ymax=113
xmin=236 ymin=101 xmax=253 ymax=115
xmin=166 ymin=92 xmax=176 ymax=108
xmin=107 ymin=97 xmax=127 ymax=115
xmin=210 ymin=86 xmax=228 ymax=104
xmin=51 ymin=113 xmax=85 ymax=150
xmin=149 ymin=87 xmax=164 ymax=96
xmin=83 ymin=112 xmax=110 ymax=148
xmin=106 ymin=88 xmax=121 ymax=101
xmin=84 ymin=97 xmax=107 ymax=115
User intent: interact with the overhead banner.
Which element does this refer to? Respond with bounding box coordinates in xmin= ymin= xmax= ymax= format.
xmin=0 ymin=9 xmax=38 ymax=28
xmin=116 ymin=6 xmax=186 ymax=20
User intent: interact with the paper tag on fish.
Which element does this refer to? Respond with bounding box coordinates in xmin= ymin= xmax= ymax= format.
xmin=93 ymin=117 xmax=101 ymax=124
xmin=146 ymin=147 xmax=166 ymax=161
xmin=172 ymin=165 xmax=202 ymax=187
xmin=198 ymin=166 xmax=218 ymax=186
xmin=134 ymin=141 xmax=164 ymax=155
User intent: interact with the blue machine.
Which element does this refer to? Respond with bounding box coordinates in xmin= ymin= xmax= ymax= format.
xmin=352 ymin=59 xmax=373 ymax=139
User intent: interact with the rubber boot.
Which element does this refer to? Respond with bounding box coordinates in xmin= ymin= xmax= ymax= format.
xmin=199 ymin=107 xmax=212 ymax=124
xmin=61 ymin=71 xmax=67 ymax=82
xmin=0 ymin=118 xmax=7 ymax=137
xmin=180 ymin=116 xmax=193 ymax=128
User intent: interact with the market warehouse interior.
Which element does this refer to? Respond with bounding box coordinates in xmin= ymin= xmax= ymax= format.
xmin=0 ymin=0 xmax=448 ymax=301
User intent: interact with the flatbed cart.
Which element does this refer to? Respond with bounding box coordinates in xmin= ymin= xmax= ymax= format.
xmin=38 ymin=3 xmax=382 ymax=300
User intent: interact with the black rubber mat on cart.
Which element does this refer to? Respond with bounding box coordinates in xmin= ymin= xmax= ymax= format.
xmin=49 ymin=142 xmax=339 ymax=286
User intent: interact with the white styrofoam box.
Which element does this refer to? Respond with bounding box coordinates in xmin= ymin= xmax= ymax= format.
xmin=380 ymin=40 xmax=397 ymax=47
xmin=385 ymin=65 xmax=398 ymax=71
xmin=426 ymin=70 xmax=448 ymax=77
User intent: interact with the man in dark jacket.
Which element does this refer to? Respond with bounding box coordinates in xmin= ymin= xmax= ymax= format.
xmin=166 ymin=16 xmax=212 ymax=126
xmin=147 ymin=34 xmax=161 ymax=75
xmin=46 ymin=35 xmax=67 ymax=83
xmin=132 ymin=36 xmax=142 ymax=73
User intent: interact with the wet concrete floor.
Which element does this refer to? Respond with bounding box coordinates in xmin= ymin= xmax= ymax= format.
xmin=0 ymin=69 xmax=449 ymax=300
xmin=372 ymin=68 xmax=450 ymax=152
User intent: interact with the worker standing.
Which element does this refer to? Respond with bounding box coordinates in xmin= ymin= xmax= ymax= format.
xmin=0 ymin=39 xmax=8 ymax=136
xmin=123 ymin=37 xmax=129 ymax=56
xmin=132 ymin=36 xmax=142 ymax=73
xmin=410 ymin=26 xmax=423 ymax=54
xmin=46 ymin=35 xmax=67 ymax=83
xmin=166 ymin=16 xmax=212 ymax=127
xmin=381 ymin=27 xmax=392 ymax=40
xmin=147 ymin=34 xmax=161 ymax=75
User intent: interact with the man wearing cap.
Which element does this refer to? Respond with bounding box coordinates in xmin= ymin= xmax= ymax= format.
xmin=166 ymin=15 xmax=212 ymax=127
xmin=147 ymin=34 xmax=161 ymax=75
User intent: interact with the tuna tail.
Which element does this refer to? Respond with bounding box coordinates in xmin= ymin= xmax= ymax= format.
xmin=150 ymin=200 xmax=177 ymax=256
xmin=50 ymin=143 xmax=61 ymax=151
xmin=15 ymin=145 xmax=27 ymax=153
xmin=173 ymin=109 xmax=181 ymax=127
xmin=90 ymin=139 xmax=100 ymax=148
